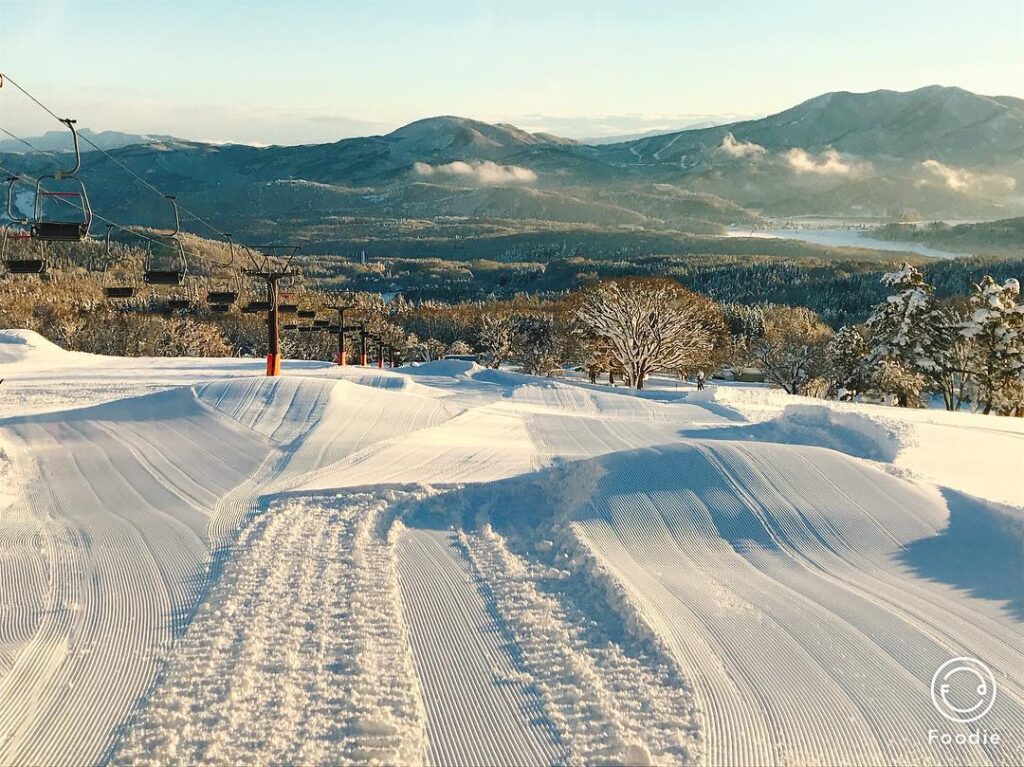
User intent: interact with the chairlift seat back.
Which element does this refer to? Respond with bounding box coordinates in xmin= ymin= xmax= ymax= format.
xmin=4 ymin=258 xmax=46 ymax=274
xmin=297 ymin=309 xmax=316 ymax=319
xmin=278 ymin=303 xmax=298 ymax=314
xmin=105 ymin=286 xmax=136 ymax=299
xmin=32 ymin=221 xmax=89 ymax=242
xmin=145 ymin=270 xmax=185 ymax=286
xmin=243 ymin=301 xmax=271 ymax=313
xmin=207 ymin=291 xmax=238 ymax=304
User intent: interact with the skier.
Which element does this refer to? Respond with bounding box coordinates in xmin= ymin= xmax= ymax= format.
xmin=696 ymin=370 xmax=705 ymax=390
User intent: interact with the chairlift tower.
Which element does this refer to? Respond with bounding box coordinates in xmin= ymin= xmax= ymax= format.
xmin=243 ymin=245 xmax=300 ymax=377
xmin=358 ymin=323 xmax=369 ymax=366
xmin=323 ymin=292 xmax=357 ymax=366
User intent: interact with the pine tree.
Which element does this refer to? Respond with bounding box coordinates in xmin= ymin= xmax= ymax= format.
xmin=824 ymin=325 xmax=868 ymax=399
xmin=865 ymin=264 xmax=947 ymax=406
xmin=961 ymin=276 xmax=1024 ymax=415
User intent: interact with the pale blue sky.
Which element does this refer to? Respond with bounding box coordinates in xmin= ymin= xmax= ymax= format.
xmin=1 ymin=0 xmax=1021 ymax=144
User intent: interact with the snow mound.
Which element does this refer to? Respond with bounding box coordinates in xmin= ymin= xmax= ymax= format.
xmin=197 ymin=376 xmax=339 ymax=443
xmin=0 ymin=329 xmax=72 ymax=365
xmin=685 ymin=403 xmax=912 ymax=462
xmin=405 ymin=358 xmax=482 ymax=377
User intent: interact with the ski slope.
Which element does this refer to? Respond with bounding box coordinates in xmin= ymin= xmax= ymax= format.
xmin=1 ymin=329 xmax=1022 ymax=766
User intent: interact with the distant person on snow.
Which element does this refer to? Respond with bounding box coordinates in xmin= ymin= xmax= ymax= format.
xmin=696 ymin=370 xmax=705 ymax=390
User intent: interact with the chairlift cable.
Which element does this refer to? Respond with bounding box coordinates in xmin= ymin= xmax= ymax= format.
xmin=2 ymin=73 xmax=304 ymax=279
xmin=1 ymin=73 xmax=243 ymax=253
xmin=0 ymin=161 xmax=202 ymax=257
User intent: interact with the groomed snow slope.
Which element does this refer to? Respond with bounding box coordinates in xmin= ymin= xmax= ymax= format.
xmin=1 ymin=332 xmax=1022 ymax=766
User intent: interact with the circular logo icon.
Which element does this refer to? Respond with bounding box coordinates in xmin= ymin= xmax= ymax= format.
xmin=931 ymin=657 xmax=997 ymax=723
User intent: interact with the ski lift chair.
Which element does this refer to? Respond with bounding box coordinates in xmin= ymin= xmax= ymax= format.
xmin=207 ymin=269 xmax=241 ymax=305
xmin=3 ymin=178 xmax=46 ymax=275
xmin=2 ymin=226 xmax=45 ymax=274
xmin=100 ymin=225 xmax=139 ymax=299
xmin=29 ymin=119 xmax=92 ymax=244
xmin=242 ymin=300 xmax=271 ymax=314
xmin=297 ymin=309 xmax=316 ymax=319
xmin=144 ymin=196 xmax=188 ymax=286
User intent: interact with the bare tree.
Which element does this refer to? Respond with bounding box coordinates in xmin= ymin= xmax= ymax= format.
xmin=575 ymin=278 xmax=722 ymax=389
xmin=752 ymin=306 xmax=832 ymax=395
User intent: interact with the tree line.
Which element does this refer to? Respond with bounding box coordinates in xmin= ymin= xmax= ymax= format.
xmin=3 ymin=248 xmax=1022 ymax=414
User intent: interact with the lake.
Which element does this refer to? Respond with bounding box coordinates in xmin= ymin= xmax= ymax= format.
xmin=726 ymin=226 xmax=967 ymax=260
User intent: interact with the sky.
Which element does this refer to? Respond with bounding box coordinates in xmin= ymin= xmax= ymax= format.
xmin=1 ymin=0 xmax=1022 ymax=145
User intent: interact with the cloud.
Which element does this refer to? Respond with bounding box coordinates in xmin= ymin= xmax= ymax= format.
xmin=784 ymin=147 xmax=871 ymax=176
xmin=918 ymin=159 xmax=1015 ymax=194
xmin=413 ymin=160 xmax=537 ymax=185
xmin=718 ymin=132 xmax=765 ymax=158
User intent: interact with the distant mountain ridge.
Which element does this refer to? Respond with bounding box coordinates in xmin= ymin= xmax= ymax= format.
xmin=0 ymin=127 xmax=181 ymax=154
xmin=3 ymin=86 xmax=1022 ymax=241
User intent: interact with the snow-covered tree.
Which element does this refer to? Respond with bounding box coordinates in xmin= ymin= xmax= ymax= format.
xmin=872 ymin=358 xmax=925 ymax=408
xmin=406 ymin=335 xmax=447 ymax=362
xmin=516 ymin=314 xmax=562 ymax=377
xmin=477 ymin=314 xmax=521 ymax=369
xmin=961 ymin=276 xmax=1024 ymax=415
xmin=865 ymin=264 xmax=948 ymax=406
xmin=824 ymin=324 xmax=868 ymax=399
xmin=575 ymin=278 xmax=722 ymax=389
xmin=446 ymin=340 xmax=474 ymax=357
xmin=752 ymin=306 xmax=832 ymax=395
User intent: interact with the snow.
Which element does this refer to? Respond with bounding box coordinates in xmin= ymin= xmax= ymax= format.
xmin=1 ymin=330 xmax=1023 ymax=766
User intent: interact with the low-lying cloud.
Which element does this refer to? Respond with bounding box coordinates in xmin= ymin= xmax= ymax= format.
xmin=718 ymin=132 xmax=765 ymax=158
xmin=919 ymin=159 xmax=1015 ymax=194
xmin=784 ymin=147 xmax=871 ymax=176
xmin=413 ymin=160 xmax=537 ymax=185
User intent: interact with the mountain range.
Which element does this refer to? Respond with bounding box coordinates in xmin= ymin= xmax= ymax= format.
xmin=3 ymin=85 xmax=1023 ymax=250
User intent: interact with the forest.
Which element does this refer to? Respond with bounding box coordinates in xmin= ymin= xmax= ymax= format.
xmin=3 ymin=232 xmax=1022 ymax=416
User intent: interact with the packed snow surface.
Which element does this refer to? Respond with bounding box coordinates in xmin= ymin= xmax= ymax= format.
xmin=1 ymin=329 xmax=1022 ymax=766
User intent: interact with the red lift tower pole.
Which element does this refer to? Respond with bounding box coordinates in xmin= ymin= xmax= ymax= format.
xmin=358 ymin=324 xmax=368 ymax=366
xmin=323 ymin=293 xmax=356 ymax=366
xmin=243 ymin=245 xmax=300 ymax=377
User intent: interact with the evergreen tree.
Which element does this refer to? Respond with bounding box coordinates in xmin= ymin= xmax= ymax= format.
xmin=961 ymin=276 xmax=1024 ymax=415
xmin=824 ymin=325 xmax=868 ymax=399
xmin=865 ymin=264 xmax=947 ymax=406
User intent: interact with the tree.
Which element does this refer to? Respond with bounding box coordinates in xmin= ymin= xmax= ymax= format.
xmin=516 ymin=314 xmax=562 ymax=377
xmin=865 ymin=264 xmax=947 ymax=406
xmin=961 ymin=276 xmax=1024 ymax=414
xmin=575 ymin=278 xmax=723 ymax=389
xmin=871 ymin=358 xmax=925 ymax=408
xmin=477 ymin=314 xmax=522 ymax=369
xmin=824 ymin=325 xmax=868 ymax=399
xmin=446 ymin=340 xmax=474 ymax=356
xmin=931 ymin=297 xmax=975 ymax=412
xmin=407 ymin=335 xmax=447 ymax=362
xmin=751 ymin=306 xmax=832 ymax=395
